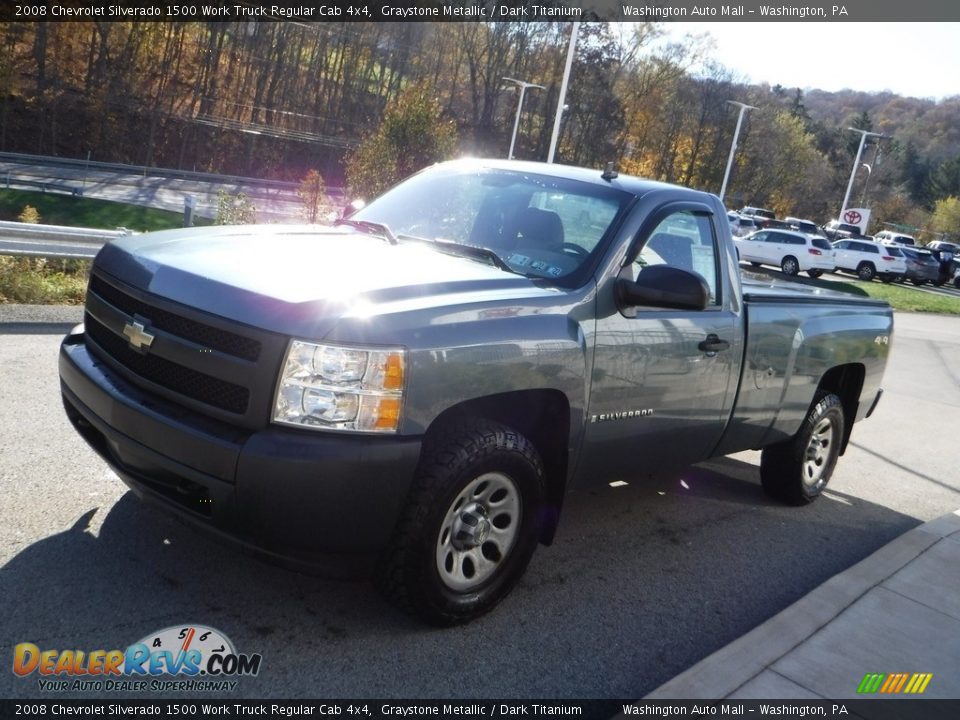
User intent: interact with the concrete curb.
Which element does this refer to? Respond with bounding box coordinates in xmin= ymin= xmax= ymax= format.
xmin=646 ymin=509 xmax=960 ymax=699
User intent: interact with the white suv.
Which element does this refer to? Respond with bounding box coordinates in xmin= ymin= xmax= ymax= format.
xmin=832 ymin=238 xmax=906 ymax=282
xmin=874 ymin=230 xmax=917 ymax=247
xmin=735 ymin=229 xmax=836 ymax=277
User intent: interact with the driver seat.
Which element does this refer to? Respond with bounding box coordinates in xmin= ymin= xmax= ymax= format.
xmin=509 ymin=207 xmax=565 ymax=251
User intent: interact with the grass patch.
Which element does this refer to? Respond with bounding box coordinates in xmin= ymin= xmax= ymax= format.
xmin=0 ymin=188 xmax=204 ymax=232
xmin=848 ymin=281 xmax=960 ymax=314
xmin=0 ymin=257 xmax=89 ymax=305
xmin=744 ymin=266 xmax=960 ymax=315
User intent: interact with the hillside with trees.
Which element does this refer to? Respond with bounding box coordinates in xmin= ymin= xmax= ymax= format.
xmin=2 ymin=20 xmax=958 ymax=238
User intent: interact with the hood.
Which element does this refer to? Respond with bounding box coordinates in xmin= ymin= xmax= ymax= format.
xmin=93 ymin=225 xmax=560 ymax=337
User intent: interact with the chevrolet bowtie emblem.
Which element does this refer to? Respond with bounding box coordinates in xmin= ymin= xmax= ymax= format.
xmin=122 ymin=321 xmax=155 ymax=351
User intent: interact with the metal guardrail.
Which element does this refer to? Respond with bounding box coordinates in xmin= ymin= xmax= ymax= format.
xmin=0 ymin=151 xmax=345 ymax=198
xmin=0 ymin=220 xmax=133 ymax=260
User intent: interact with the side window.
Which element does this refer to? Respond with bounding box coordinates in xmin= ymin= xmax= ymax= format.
xmin=752 ymin=231 xmax=768 ymax=242
xmin=866 ymin=244 xmax=879 ymax=254
xmin=635 ymin=210 xmax=720 ymax=305
xmin=835 ymin=241 xmax=848 ymax=249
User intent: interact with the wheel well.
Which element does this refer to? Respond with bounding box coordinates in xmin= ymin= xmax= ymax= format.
xmin=424 ymin=390 xmax=571 ymax=545
xmin=816 ymin=364 xmax=865 ymax=454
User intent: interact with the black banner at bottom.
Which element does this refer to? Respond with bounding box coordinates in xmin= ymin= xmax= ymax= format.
xmin=2 ymin=699 xmax=959 ymax=720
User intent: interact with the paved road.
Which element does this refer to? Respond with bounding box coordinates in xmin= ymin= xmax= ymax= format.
xmin=1 ymin=160 xmax=318 ymax=224
xmin=0 ymin=308 xmax=958 ymax=700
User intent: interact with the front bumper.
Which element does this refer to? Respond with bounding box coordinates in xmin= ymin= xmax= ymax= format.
xmin=59 ymin=329 xmax=422 ymax=576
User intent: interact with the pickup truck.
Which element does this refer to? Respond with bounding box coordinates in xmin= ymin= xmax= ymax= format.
xmin=59 ymin=159 xmax=892 ymax=625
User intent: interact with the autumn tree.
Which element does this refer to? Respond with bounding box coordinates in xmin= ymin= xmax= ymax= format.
xmin=298 ymin=169 xmax=330 ymax=224
xmin=345 ymin=82 xmax=458 ymax=200
xmin=215 ymin=189 xmax=257 ymax=225
xmin=930 ymin=196 xmax=960 ymax=241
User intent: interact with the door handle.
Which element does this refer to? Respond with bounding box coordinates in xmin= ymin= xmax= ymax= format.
xmin=698 ymin=334 xmax=730 ymax=353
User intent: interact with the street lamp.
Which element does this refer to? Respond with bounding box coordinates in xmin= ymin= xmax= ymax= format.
xmin=502 ymin=77 xmax=545 ymax=160
xmin=858 ymin=163 xmax=872 ymax=207
xmin=840 ymin=128 xmax=884 ymax=221
xmin=719 ymin=101 xmax=757 ymax=204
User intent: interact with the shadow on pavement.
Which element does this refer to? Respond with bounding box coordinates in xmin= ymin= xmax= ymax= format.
xmin=0 ymin=457 xmax=921 ymax=700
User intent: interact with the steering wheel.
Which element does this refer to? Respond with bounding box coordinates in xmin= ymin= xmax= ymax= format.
xmin=559 ymin=243 xmax=589 ymax=257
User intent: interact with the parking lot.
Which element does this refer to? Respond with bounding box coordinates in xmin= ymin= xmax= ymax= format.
xmin=1 ymin=308 xmax=958 ymax=700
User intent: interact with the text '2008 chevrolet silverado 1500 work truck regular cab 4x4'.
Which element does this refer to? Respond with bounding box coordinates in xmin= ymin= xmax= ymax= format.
xmin=60 ymin=159 xmax=892 ymax=625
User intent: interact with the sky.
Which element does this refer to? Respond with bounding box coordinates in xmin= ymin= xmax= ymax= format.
xmin=664 ymin=23 xmax=960 ymax=100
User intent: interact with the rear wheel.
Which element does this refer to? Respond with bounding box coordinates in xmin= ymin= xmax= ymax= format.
xmin=781 ymin=256 xmax=800 ymax=276
xmin=760 ymin=392 xmax=845 ymax=506
xmin=911 ymin=278 xmax=926 ymax=286
xmin=807 ymin=270 xmax=823 ymax=278
xmin=750 ymin=262 xmax=762 ymax=268
xmin=856 ymin=263 xmax=876 ymax=281
xmin=377 ymin=419 xmax=545 ymax=626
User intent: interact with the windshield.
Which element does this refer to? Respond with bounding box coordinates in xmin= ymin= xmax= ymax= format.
xmin=351 ymin=164 xmax=631 ymax=284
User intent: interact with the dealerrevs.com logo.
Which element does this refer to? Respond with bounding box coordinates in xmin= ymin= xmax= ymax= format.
xmin=13 ymin=625 xmax=262 ymax=693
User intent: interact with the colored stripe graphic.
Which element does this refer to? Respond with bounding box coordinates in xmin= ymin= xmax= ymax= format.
xmin=857 ymin=672 xmax=932 ymax=694
xmin=857 ymin=673 xmax=885 ymax=693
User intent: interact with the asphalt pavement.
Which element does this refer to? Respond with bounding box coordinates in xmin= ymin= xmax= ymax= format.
xmin=1 ymin=305 xmax=958 ymax=701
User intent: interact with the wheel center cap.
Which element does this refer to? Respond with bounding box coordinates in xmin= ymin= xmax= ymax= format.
xmin=452 ymin=503 xmax=490 ymax=550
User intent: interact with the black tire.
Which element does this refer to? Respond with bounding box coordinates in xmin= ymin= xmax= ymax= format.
xmin=377 ymin=418 xmax=545 ymax=626
xmin=856 ymin=263 xmax=876 ymax=281
xmin=781 ymin=256 xmax=799 ymax=276
xmin=760 ymin=392 xmax=845 ymax=506
xmin=807 ymin=270 xmax=823 ymax=278
xmin=954 ymin=276 xmax=960 ymax=289
xmin=750 ymin=261 xmax=762 ymax=267
xmin=880 ymin=274 xmax=893 ymax=284
xmin=911 ymin=279 xmax=926 ymax=286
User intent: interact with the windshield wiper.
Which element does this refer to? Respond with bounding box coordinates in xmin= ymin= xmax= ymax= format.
xmin=407 ymin=237 xmax=513 ymax=272
xmin=334 ymin=218 xmax=398 ymax=246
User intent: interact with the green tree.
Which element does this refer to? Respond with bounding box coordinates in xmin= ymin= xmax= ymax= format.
xmin=345 ymin=82 xmax=458 ymax=200
xmin=297 ymin=169 xmax=330 ymax=224
xmin=215 ymin=189 xmax=257 ymax=225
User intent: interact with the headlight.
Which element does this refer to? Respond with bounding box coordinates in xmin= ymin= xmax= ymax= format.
xmin=273 ymin=340 xmax=405 ymax=433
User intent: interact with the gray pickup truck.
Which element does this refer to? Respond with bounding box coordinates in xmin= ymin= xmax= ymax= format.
xmin=60 ymin=159 xmax=892 ymax=625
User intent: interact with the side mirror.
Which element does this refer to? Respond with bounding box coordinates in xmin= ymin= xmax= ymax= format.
xmin=617 ymin=265 xmax=710 ymax=311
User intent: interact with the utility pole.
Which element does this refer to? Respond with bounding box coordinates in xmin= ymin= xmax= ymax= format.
xmin=719 ymin=101 xmax=757 ymax=203
xmin=840 ymin=129 xmax=883 ymax=220
xmin=548 ymin=21 xmax=580 ymax=164
xmin=503 ymin=78 xmax=544 ymax=160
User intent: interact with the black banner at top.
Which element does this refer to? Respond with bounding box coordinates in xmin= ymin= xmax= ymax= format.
xmin=4 ymin=0 xmax=960 ymax=23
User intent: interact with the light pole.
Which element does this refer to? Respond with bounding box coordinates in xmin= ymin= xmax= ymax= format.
xmin=502 ymin=77 xmax=544 ymax=160
xmin=548 ymin=21 xmax=580 ymax=164
xmin=840 ymin=128 xmax=883 ymax=221
xmin=858 ymin=163 xmax=872 ymax=207
xmin=719 ymin=101 xmax=757 ymax=204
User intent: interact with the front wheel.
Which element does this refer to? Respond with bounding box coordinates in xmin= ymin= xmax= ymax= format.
xmin=377 ymin=419 xmax=545 ymax=625
xmin=781 ymin=256 xmax=800 ymax=276
xmin=760 ymin=392 xmax=845 ymax=505
xmin=857 ymin=263 xmax=876 ymax=281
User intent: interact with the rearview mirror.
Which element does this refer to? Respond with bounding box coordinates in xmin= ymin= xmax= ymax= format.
xmin=616 ymin=265 xmax=710 ymax=311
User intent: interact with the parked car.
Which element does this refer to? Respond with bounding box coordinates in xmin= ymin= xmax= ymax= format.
xmin=899 ymin=246 xmax=940 ymax=285
xmin=734 ymin=216 xmax=758 ymax=237
xmin=784 ymin=217 xmax=820 ymax=236
xmin=821 ymin=220 xmax=862 ymax=241
xmin=727 ymin=211 xmax=741 ymax=236
xmin=925 ymin=241 xmax=960 ymax=286
xmin=57 ymin=158 xmax=892 ymax=625
xmin=739 ymin=206 xmax=776 ymax=223
xmin=735 ymin=228 xmax=836 ymax=277
xmin=755 ymin=218 xmax=794 ymax=230
xmin=832 ymin=238 xmax=905 ymax=282
xmin=874 ymin=243 xmax=907 ymax=282
xmin=874 ymin=230 xmax=917 ymax=247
